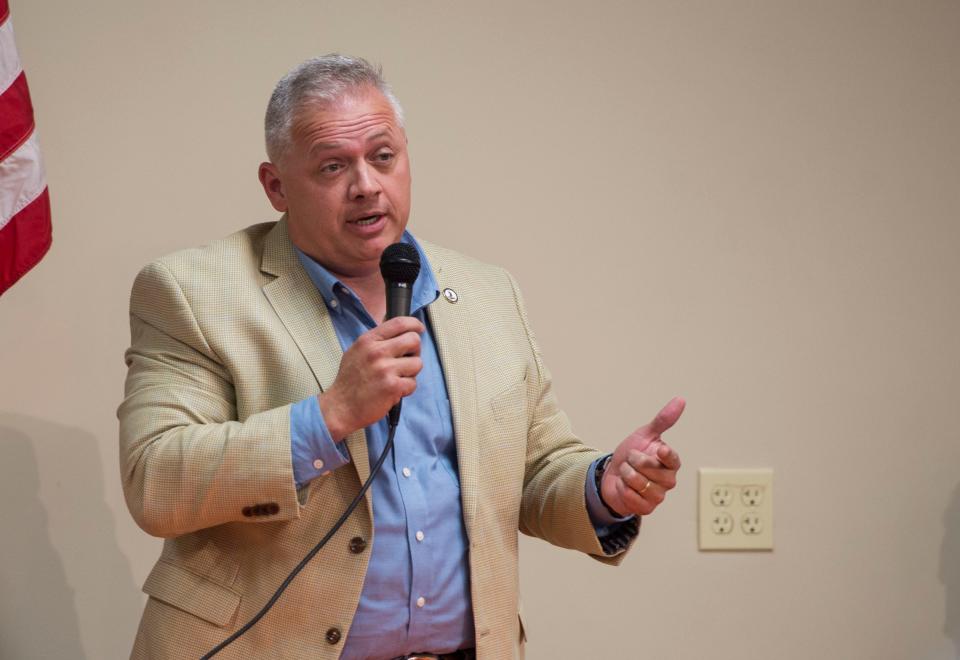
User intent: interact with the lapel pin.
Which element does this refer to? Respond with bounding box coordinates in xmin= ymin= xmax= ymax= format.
xmin=443 ymin=287 xmax=459 ymax=303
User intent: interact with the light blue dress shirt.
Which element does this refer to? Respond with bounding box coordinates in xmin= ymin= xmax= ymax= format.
xmin=289 ymin=232 xmax=631 ymax=658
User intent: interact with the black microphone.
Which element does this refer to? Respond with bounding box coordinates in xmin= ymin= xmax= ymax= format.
xmin=380 ymin=242 xmax=421 ymax=427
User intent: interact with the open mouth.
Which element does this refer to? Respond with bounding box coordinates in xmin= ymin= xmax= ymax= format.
xmin=350 ymin=214 xmax=382 ymax=226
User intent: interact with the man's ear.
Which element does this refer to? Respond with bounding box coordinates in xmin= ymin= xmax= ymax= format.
xmin=259 ymin=162 xmax=287 ymax=212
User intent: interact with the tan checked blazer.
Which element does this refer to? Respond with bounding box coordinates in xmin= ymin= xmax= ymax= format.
xmin=119 ymin=219 xmax=634 ymax=659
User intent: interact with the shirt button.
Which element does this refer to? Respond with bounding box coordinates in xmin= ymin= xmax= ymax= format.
xmin=329 ymin=299 xmax=339 ymax=308
xmin=313 ymin=459 xmax=324 ymax=470
xmin=415 ymin=530 xmax=424 ymax=542
xmin=402 ymin=467 xmax=412 ymax=478
xmin=416 ymin=596 xmax=426 ymax=608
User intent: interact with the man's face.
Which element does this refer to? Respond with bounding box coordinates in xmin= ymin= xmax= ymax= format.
xmin=260 ymin=85 xmax=411 ymax=278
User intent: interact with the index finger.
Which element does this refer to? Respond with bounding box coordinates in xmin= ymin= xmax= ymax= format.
xmin=646 ymin=396 xmax=686 ymax=436
xmin=656 ymin=443 xmax=682 ymax=470
xmin=372 ymin=316 xmax=425 ymax=339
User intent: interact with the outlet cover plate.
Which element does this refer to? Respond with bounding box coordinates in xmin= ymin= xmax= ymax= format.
xmin=698 ymin=468 xmax=773 ymax=551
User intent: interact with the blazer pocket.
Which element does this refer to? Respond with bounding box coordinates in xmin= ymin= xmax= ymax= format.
xmin=142 ymin=558 xmax=242 ymax=628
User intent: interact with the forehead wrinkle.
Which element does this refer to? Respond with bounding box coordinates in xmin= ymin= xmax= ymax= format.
xmin=298 ymin=112 xmax=401 ymax=157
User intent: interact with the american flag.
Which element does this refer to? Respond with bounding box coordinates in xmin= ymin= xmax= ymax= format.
xmin=0 ymin=0 xmax=51 ymax=296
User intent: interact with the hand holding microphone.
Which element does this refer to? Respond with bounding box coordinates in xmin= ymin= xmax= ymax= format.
xmin=318 ymin=243 xmax=422 ymax=439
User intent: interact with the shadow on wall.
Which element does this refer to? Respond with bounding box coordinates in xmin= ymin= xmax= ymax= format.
xmin=0 ymin=414 xmax=142 ymax=660
xmin=943 ymin=481 xmax=960 ymax=658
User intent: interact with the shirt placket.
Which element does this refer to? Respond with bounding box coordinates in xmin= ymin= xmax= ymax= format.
xmin=392 ymin=424 xmax=431 ymax=634
xmin=339 ymin=288 xmax=434 ymax=641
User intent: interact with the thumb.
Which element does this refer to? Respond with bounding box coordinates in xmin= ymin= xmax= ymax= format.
xmin=646 ymin=396 xmax=686 ymax=436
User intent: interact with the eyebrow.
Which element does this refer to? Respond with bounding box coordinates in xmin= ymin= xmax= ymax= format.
xmin=309 ymin=141 xmax=343 ymax=155
xmin=308 ymin=131 xmax=394 ymax=157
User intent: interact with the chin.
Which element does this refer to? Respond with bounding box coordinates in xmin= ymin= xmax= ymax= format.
xmin=380 ymin=225 xmax=407 ymax=248
xmin=358 ymin=237 xmax=397 ymax=264
xmin=348 ymin=221 xmax=406 ymax=265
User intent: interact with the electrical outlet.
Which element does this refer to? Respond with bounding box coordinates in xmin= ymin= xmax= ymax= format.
xmin=699 ymin=468 xmax=773 ymax=551
xmin=711 ymin=486 xmax=733 ymax=507
xmin=711 ymin=512 xmax=734 ymax=535
xmin=741 ymin=485 xmax=764 ymax=507
xmin=741 ymin=513 xmax=762 ymax=535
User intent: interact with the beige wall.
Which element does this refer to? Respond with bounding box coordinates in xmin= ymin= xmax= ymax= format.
xmin=2 ymin=1 xmax=958 ymax=658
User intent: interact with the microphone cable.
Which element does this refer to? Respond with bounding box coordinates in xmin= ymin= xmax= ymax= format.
xmin=202 ymin=242 xmax=418 ymax=658
xmin=200 ymin=418 xmax=398 ymax=659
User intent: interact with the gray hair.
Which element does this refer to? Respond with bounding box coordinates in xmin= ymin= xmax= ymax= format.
xmin=264 ymin=54 xmax=405 ymax=163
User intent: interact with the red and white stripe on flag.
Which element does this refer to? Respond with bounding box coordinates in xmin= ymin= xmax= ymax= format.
xmin=0 ymin=0 xmax=51 ymax=296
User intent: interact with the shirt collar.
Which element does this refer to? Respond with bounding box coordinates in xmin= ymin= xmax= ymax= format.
xmin=294 ymin=230 xmax=440 ymax=315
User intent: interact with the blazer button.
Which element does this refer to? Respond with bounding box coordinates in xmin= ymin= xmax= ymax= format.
xmin=348 ymin=537 xmax=367 ymax=554
xmin=325 ymin=627 xmax=341 ymax=644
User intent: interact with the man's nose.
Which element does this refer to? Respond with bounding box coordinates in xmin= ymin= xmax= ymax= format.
xmin=348 ymin=162 xmax=382 ymax=199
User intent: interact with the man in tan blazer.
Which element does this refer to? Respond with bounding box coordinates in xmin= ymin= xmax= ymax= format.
xmin=119 ymin=55 xmax=683 ymax=659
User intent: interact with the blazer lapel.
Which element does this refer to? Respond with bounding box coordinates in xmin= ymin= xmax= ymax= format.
xmin=259 ymin=219 xmax=372 ymax=497
xmin=422 ymin=243 xmax=479 ymax=542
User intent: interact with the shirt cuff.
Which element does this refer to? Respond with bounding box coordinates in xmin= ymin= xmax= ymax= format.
xmin=290 ymin=396 xmax=351 ymax=488
xmin=585 ymin=455 xmax=636 ymax=535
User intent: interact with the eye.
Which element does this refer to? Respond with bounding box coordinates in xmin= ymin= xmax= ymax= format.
xmin=373 ymin=150 xmax=395 ymax=163
xmin=320 ymin=162 xmax=342 ymax=174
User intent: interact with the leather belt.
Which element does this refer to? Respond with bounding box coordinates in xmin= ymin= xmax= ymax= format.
xmin=393 ymin=649 xmax=475 ymax=660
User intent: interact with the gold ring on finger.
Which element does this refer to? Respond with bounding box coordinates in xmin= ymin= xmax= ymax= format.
xmin=638 ymin=480 xmax=652 ymax=495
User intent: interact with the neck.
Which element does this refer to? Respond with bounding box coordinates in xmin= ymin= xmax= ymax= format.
xmin=335 ymin=269 xmax=387 ymax=323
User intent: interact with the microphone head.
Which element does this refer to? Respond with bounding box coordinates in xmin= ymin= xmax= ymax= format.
xmin=380 ymin=242 xmax=421 ymax=285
